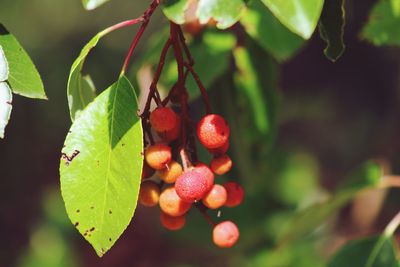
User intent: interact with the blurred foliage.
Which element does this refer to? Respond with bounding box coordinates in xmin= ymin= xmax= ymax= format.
xmin=1 ymin=0 xmax=400 ymax=267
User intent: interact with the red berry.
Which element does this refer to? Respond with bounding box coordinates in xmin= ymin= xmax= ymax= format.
xmin=159 ymin=187 xmax=191 ymax=217
xmin=202 ymin=184 xmax=227 ymax=209
xmin=175 ymin=167 xmax=211 ymax=203
xmin=139 ymin=181 xmax=160 ymax=207
xmin=197 ymin=114 xmax=230 ymax=149
xmin=195 ymin=163 xmax=215 ymax=192
xmin=208 ymin=141 xmax=229 ymax=156
xmin=157 ymin=117 xmax=181 ymax=142
xmin=210 ymin=155 xmax=232 ymax=175
xmin=150 ymin=107 xmax=178 ymax=132
xmin=213 ymin=221 xmax=240 ymax=248
xmin=145 ymin=143 xmax=172 ymax=170
xmin=224 ymin=182 xmax=244 ymax=208
xmin=160 ymin=212 xmax=186 ymax=231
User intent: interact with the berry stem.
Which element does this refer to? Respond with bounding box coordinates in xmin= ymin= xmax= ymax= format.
xmin=196 ymin=204 xmax=216 ymax=227
xmin=102 ymin=18 xmax=144 ymax=36
xmin=184 ymin=62 xmax=212 ymax=114
xmin=120 ymin=0 xmax=160 ymax=76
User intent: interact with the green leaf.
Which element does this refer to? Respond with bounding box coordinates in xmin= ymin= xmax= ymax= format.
xmin=233 ymin=46 xmax=273 ymax=134
xmin=197 ymin=0 xmax=246 ymax=29
xmin=260 ymin=0 xmax=325 ymax=39
xmin=327 ymin=236 xmax=398 ymax=267
xmin=0 ymin=25 xmax=46 ymax=99
xmin=0 ymin=45 xmax=8 ymax=81
xmin=391 ymin=0 xmax=400 ymax=16
xmin=82 ymin=0 xmax=110 ymax=10
xmin=0 ymin=82 xmax=12 ymax=139
xmin=279 ymin=161 xmax=382 ymax=244
xmin=240 ymin=0 xmax=304 ymax=62
xmin=67 ymin=30 xmax=109 ymax=121
xmin=362 ymin=0 xmax=400 ymax=46
xmin=162 ymin=0 xmax=190 ymax=24
xmin=319 ymin=0 xmax=346 ymax=62
xmin=60 ymin=76 xmax=143 ymax=257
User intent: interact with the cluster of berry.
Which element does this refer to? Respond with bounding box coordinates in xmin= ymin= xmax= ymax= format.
xmin=139 ymin=107 xmax=244 ymax=248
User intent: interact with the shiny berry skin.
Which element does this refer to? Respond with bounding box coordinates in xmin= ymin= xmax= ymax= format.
xmin=157 ymin=117 xmax=181 ymax=142
xmin=224 ymin=182 xmax=244 ymax=208
xmin=202 ymin=184 xmax=227 ymax=209
xmin=175 ymin=167 xmax=211 ymax=203
xmin=158 ymin=160 xmax=183 ymax=184
xmin=160 ymin=212 xmax=186 ymax=231
xmin=208 ymin=141 xmax=229 ymax=156
xmin=197 ymin=114 xmax=230 ymax=149
xmin=213 ymin=221 xmax=240 ymax=248
xmin=210 ymin=155 xmax=232 ymax=175
xmin=139 ymin=181 xmax=160 ymax=207
xmin=159 ymin=187 xmax=191 ymax=217
xmin=145 ymin=143 xmax=172 ymax=170
xmin=150 ymin=107 xmax=178 ymax=132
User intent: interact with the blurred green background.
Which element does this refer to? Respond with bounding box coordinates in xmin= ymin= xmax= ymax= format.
xmin=1 ymin=0 xmax=400 ymax=266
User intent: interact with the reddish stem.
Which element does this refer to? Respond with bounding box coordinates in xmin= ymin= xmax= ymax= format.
xmin=120 ymin=0 xmax=161 ymax=76
xmin=196 ymin=204 xmax=216 ymax=227
xmin=102 ymin=18 xmax=144 ymax=35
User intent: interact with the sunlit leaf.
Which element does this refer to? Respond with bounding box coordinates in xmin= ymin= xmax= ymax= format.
xmin=0 ymin=24 xmax=46 ymax=99
xmin=163 ymin=0 xmax=190 ymax=24
xmin=60 ymin=76 xmax=143 ymax=257
xmin=240 ymin=0 xmax=304 ymax=62
xmin=197 ymin=0 xmax=246 ymax=29
xmin=260 ymin=0 xmax=325 ymax=39
xmin=82 ymin=0 xmax=110 ymax=10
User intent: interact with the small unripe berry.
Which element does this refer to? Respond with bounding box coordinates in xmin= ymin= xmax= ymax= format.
xmin=160 ymin=212 xmax=186 ymax=231
xmin=159 ymin=187 xmax=191 ymax=217
xmin=208 ymin=141 xmax=229 ymax=156
xmin=175 ymin=167 xmax=210 ymax=203
xmin=139 ymin=181 xmax=160 ymax=207
xmin=142 ymin=161 xmax=155 ymax=180
xmin=202 ymin=184 xmax=227 ymax=209
xmin=145 ymin=143 xmax=172 ymax=170
xmin=213 ymin=221 xmax=239 ymax=248
xmin=150 ymin=107 xmax=178 ymax=132
xmin=195 ymin=163 xmax=215 ymax=192
xmin=197 ymin=114 xmax=230 ymax=149
xmin=158 ymin=161 xmax=183 ymax=184
xmin=210 ymin=155 xmax=232 ymax=175
xmin=157 ymin=117 xmax=181 ymax=142
xmin=224 ymin=182 xmax=244 ymax=208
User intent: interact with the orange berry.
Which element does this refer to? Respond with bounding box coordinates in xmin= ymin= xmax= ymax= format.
xmin=150 ymin=107 xmax=178 ymax=132
xmin=145 ymin=143 xmax=172 ymax=170
xmin=157 ymin=117 xmax=181 ymax=142
xmin=158 ymin=161 xmax=183 ymax=184
xmin=197 ymin=114 xmax=230 ymax=149
xmin=160 ymin=212 xmax=186 ymax=231
xmin=213 ymin=221 xmax=239 ymax=248
xmin=202 ymin=184 xmax=227 ymax=209
xmin=208 ymin=141 xmax=229 ymax=156
xmin=210 ymin=155 xmax=232 ymax=175
xmin=159 ymin=187 xmax=191 ymax=217
xmin=224 ymin=182 xmax=244 ymax=208
xmin=139 ymin=181 xmax=160 ymax=207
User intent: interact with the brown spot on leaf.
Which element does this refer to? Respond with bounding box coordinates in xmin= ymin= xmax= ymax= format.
xmin=74 ymin=222 xmax=79 ymax=227
xmin=76 ymin=209 xmax=80 ymax=213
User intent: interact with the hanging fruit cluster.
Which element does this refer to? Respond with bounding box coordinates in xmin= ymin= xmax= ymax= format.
xmin=138 ymin=22 xmax=244 ymax=248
